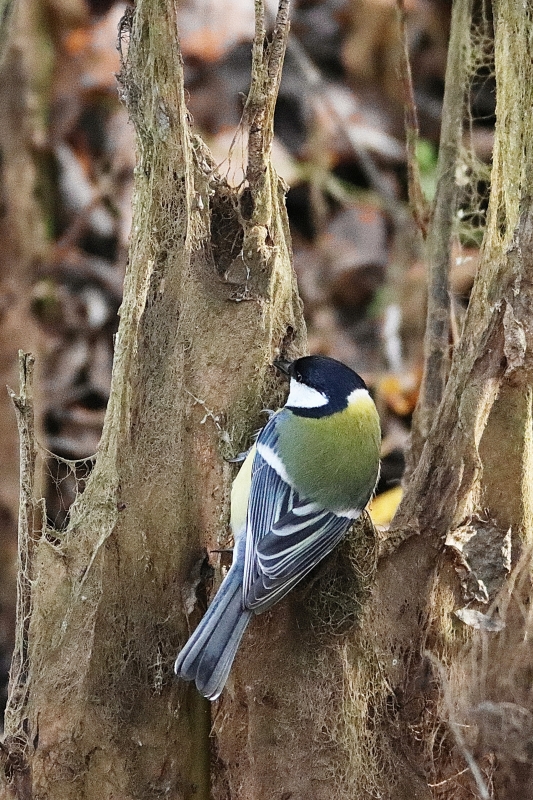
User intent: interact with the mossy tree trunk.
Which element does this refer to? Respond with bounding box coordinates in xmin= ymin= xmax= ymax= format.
xmin=2 ymin=1 xmax=533 ymax=799
xmin=1 ymin=1 xmax=304 ymax=798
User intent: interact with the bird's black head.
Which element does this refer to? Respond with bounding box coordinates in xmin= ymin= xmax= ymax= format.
xmin=275 ymin=355 xmax=367 ymax=417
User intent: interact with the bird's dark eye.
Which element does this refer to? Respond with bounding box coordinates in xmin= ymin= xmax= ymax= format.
xmin=295 ymin=371 xmax=303 ymax=382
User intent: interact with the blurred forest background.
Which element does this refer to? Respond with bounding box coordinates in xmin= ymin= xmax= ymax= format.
xmin=0 ymin=0 xmax=494 ymax=729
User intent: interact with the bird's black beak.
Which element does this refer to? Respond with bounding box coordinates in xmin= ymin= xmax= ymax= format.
xmin=273 ymin=358 xmax=292 ymax=377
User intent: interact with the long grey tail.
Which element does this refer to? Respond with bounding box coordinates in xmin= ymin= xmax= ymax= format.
xmin=174 ymin=540 xmax=252 ymax=701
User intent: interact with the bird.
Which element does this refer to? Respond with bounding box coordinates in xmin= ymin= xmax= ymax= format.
xmin=174 ymin=354 xmax=381 ymax=700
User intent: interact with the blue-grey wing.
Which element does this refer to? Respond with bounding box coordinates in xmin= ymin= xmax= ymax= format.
xmin=245 ymin=498 xmax=351 ymax=612
xmin=241 ymin=446 xmax=296 ymax=602
xmin=242 ymin=413 xmax=352 ymax=613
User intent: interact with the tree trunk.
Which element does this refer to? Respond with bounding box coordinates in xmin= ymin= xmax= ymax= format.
xmin=1 ymin=1 xmax=303 ymax=797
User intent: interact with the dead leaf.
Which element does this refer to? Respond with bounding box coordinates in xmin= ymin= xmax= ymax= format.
xmin=368 ymin=486 xmax=402 ymax=526
xmin=455 ymin=608 xmax=504 ymax=632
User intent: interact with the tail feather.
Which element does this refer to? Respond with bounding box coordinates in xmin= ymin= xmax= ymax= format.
xmin=195 ymin=589 xmax=252 ymax=699
xmin=175 ymin=541 xmax=252 ymax=700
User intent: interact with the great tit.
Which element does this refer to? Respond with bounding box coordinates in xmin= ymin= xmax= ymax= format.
xmin=175 ymin=355 xmax=381 ymax=700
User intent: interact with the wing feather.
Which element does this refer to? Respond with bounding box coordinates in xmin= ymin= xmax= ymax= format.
xmin=241 ymin=446 xmax=295 ymax=600
xmin=258 ymin=507 xmax=349 ymax=579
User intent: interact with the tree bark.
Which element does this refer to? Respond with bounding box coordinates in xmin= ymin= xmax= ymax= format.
xmin=1 ymin=1 xmax=303 ymax=797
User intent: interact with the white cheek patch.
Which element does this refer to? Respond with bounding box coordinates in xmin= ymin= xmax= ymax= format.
xmin=347 ymin=388 xmax=370 ymax=405
xmin=286 ymin=378 xmax=328 ymax=409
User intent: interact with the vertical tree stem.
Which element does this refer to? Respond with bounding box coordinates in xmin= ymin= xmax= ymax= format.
xmin=4 ymin=352 xmax=38 ymax=738
xmin=409 ymin=0 xmax=473 ymax=466
xmin=396 ymin=0 xmax=430 ymax=237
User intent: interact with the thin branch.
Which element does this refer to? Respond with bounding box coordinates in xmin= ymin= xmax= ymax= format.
xmin=396 ymin=0 xmax=430 ymax=236
xmin=4 ymin=351 xmax=40 ymax=737
xmin=245 ymin=0 xmax=290 ymax=191
xmin=408 ymin=0 xmax=474 ymax=467
xmin=427 ymin=767 xmax=470 ymax=787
